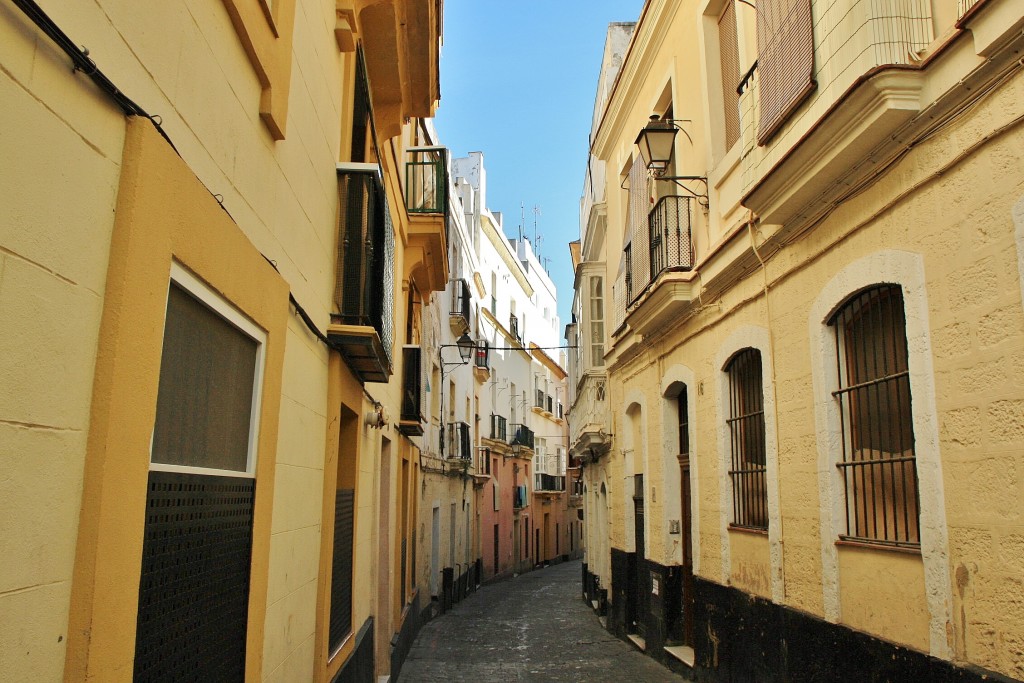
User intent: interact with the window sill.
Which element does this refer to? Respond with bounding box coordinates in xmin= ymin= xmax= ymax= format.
xmin=728 ymin=524 xmax=768 ymax=536
xmin=835 ymin=537 xmax=921 ymax=555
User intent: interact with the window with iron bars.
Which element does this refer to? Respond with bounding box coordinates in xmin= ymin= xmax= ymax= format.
xmin=830 ymin=285 xmax=919 ymax=547
xmin=726 ymin=348 xmax=767 ymax=530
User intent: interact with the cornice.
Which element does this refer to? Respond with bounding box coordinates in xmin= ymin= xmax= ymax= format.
xmin=481 ymin=213 xmax=534 ymax=297
xmin=592 ymin=0 xmax=681 ymax=160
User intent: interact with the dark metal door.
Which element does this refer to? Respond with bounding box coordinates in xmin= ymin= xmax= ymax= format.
xmin=681 ymin=457 xmax=695 ymax=646
xmin=633 ymin=476 xmax=648 ymax=638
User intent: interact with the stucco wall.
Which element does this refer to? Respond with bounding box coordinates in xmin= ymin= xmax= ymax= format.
xmin=599 ymin=39 xmax=1024 ymax=678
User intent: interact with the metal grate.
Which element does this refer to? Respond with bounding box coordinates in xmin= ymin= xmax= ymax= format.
xmin=330 ymin=488 xmax=355 ymax=650
xmin=134 ymin=471 xmax=254 ymax=683
xmin=726 ymin=349 xmax=768 ymax=529
xmin=831 ymin=285 xmax=919 ymax=547
xmin=647 ymin=196 xmax=693 ymax=289
xmin=678 ymin=385 xmax=690 ymax=457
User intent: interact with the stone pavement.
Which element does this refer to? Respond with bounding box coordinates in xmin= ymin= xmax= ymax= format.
xmin=396 ymin=560 xmax=686 ymax=682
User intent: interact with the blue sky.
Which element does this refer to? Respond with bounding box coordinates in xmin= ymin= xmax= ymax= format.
xmin=434 ymin=0 xmax=645 ymax=332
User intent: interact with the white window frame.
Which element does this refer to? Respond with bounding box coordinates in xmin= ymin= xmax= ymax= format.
xmin=149 ymin=262 xmax=267 ymax=479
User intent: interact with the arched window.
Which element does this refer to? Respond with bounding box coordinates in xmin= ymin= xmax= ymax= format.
xmin=726 ymin=348 xmax=767 ymax=529
xmin=830 ymin=285 xmax=919 ymax=546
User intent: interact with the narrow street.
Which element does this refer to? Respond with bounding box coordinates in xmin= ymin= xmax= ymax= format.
xmin=397 ymin=561 xmax=686 ymax=682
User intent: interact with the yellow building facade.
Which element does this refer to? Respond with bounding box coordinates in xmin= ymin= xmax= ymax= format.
xmin=573 ymin=0 xmax=1024 ymax=680
xmin=0 ymin=0 xmax=448 ymax=681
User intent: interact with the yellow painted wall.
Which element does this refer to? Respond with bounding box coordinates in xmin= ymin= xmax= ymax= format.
xmin=593 ymin=0 xmax=1024 ymax=674
xmin=0 ymin=0 xmax=393 ymax=680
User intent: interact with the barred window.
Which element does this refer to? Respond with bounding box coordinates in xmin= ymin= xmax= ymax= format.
xmin=726 ymin=348 xmax=767 ymax=529
xmin=831 ymin=285 xmax=920 ymax=547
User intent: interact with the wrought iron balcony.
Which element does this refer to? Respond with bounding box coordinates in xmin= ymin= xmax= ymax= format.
xmin=406 ymin=147 xmax=447 ymax=214
xmin=405 ymin=147 xmax=449 ymax=292
xmin=398 ymin=346 xmax=424 ymax=436
xmin=535 ymin=474 xmax=565 ymax=493
xmin=648 ymin=196 xmax=693 ymax=284
xmin=450 ymin=278 xmax=471 ymax=334
xmin=327 ymin=164 xmax=395 ymax=383
xmin=510 ymin=423 xmax=534 ymax=451
xmin=490 ymin=414 xmax=507 ymax=442
xmin=446 ymin=422 xmax=471 ymax=461
xmin=509 ymin=313 xmax=521 ymax=343
xmin=474 ymin=339 xmax=490 ymax=369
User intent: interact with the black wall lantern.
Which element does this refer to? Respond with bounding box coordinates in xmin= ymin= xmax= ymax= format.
xmin=635 ymin=115 xmax=679 ymax=177
xmin=634 ymin=114 xmax=709 ymax=208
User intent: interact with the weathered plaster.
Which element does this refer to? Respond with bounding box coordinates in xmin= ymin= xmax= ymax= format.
xmin=808 ymin=249 xmax=952 ymax=659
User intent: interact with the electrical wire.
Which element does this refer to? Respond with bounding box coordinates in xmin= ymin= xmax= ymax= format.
xmin=12 ymin=0 xmax=178 ymax=153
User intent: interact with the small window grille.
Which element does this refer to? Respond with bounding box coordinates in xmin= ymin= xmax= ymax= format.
xmin=726 ymin=348 xmax=767 ymax=529
xmin=831 ymin=285 xmax=919 ymax=547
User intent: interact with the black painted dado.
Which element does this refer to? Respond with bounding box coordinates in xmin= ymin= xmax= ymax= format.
xmin=644 ymin=561 xmax=685 ymax=659
xmin=390 ymin=594 xmax=421 ymax=681
xmin=692 ymin=577 xmax=1017 ymax=683
xmin=609 ymin=547 xmax=631 ymax=637
xmin=332 ymin=616 xmax=374 ymax=683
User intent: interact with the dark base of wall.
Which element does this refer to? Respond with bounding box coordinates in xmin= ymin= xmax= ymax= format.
xmin=331 ymin=617 xmax=375 ymax=683
xmin=587 ymin=555 xmax=1013 ymax=683
xmin=692 ymin=577 xmax=1016 ymax=683
xmin=388 ymin=594 xmax=421 ymax=682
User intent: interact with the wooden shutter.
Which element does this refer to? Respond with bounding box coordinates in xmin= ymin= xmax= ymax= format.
xmin=757 ymin=0 xmax=815 ymax=144
xmin=718 ymin=1 xmax=741 ymax=149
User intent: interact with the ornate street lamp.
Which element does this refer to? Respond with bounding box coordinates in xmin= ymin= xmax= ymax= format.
xmin=634 ymin=115 xmax=678 ymax=177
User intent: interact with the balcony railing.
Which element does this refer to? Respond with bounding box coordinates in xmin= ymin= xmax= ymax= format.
xmin=450 ymin=278 xmax=471 ymax=329
xmin=474 ymin=339 xmax=490 ymax=369
xmin=446 ymin=422 xmax=471 ymax=461
xmin=621 ymin=196 xmax=693 ymax=309
xmin=513 ymin=485 xmax=528 ymax=510
xmin=398 ymin=346 xmax=424 ymax=436
xmin=406 ymin=147 xmax=447 ymax=214
xmin=535 ymin=474 xmax=565 ymax=492
xmin=510 ymin=423 xmax=534 ymax=451
xmin=328 ymin=164 xmax=396 ymax=383
xmin=489 ymin=414 xmax=507 ymax=442
xmin=648 ymin=196 xmax=693 ymax=279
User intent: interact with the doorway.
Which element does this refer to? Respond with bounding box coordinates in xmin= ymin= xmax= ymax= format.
xmin=632 ymin=474 xmax=648 ymax=638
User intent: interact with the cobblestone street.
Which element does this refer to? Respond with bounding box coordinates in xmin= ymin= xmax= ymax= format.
xmin=397 ymin=560 xmax=686 ymax=682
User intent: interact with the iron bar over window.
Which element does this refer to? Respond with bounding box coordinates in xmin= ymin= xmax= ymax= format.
xmin=726 ymin=348 xmax=767 ymax=529
xmin=831 ymin=285 xmax=919 ymax=547
xmin=678 ymin=386 xmax=690 ymax=457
